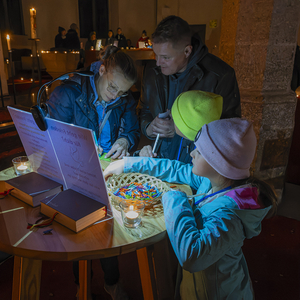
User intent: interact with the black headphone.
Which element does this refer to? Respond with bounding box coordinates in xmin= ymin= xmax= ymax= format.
xmin=31 ymin=71 xmax=94 ymax=131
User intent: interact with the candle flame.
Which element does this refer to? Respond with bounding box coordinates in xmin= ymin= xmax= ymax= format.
xmin=6 ymin=34 xmax=10 ymax=40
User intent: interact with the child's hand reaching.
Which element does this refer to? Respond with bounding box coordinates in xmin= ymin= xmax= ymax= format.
xmin=103 ymin=159 xmax=125 ymax=179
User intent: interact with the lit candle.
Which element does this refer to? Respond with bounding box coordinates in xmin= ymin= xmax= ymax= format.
xmin=125 ymin=205 xmax=139 ymax=220
xmin=17 ymin=164 xmax=28 ymax=171
xmin=30 ymin=8 xmax=37 ymax=39
xmin=6 ymin=34 xmax=11 ymax=51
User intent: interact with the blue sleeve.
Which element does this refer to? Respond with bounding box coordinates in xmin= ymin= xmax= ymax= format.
xmin=123 ymin=157 xmax=202 ymax=190
xmin=162 ymin=192 xmax=245 ymax=273
xmin=117 ymin=93 xmax=140 ymax=152
xmin=47 ymin=84 xmax=77 ymax=123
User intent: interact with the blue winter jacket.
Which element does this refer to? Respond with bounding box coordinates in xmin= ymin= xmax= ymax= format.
xmin=47 ymin=63 xmax=140 ymax=152
xmin=123 ymin=157 xmax=272 ymax=300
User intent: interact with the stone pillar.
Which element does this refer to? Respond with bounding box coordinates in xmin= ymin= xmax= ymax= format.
xmin=219 ymin=0 xmax=300 ymax=199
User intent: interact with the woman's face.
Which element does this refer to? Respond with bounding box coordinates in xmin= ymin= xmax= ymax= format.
xmin=97 ymin=65 xmax=133 ymax=102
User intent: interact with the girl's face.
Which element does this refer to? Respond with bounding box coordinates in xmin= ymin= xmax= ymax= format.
xmin=190 ymin=148 xmax=218 ymax=178
xmin=97 ymin=65 xmax=133 ymax=102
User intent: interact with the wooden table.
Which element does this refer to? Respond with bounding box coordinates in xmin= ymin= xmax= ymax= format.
xmin=0 ymin=168 xmax=192 ymax=300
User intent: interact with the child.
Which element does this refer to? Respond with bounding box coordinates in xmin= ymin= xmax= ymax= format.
xmin=104 ymin=116 xmax=277 ymax=299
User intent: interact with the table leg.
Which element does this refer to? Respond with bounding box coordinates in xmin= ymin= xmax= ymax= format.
xmin=136 ymin=246 xmax=156 ymax=300
xmin=136 ymin=238 xmax=177 ymax=300
xmin=78 ymin=260 xmax=92 ymax=300
xmin=12 ymin=256 xmax=42 ymax=300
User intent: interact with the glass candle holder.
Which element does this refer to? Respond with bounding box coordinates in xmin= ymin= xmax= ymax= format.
xmin=119 ymin=200 xmax=145 ymax=228
xmin=12 ymin=156 xmax=32 ymax=176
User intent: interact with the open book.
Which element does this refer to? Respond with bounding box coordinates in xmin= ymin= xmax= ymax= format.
xmin=7 ymin=106 xmax=112 ymax=231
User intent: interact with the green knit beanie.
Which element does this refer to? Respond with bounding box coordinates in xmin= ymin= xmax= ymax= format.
xmin=171 ymin=90 xmax=223 ymax=140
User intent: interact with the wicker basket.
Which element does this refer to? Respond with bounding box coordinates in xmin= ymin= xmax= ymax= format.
xmin=106 ymin=173 xmax=170 ymax=207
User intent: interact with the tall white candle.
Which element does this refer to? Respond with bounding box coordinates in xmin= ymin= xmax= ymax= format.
xmin=6 ymin=35 xmax=11 ymax=51
xmin=30 ymin=8 xmax=37 ymax=39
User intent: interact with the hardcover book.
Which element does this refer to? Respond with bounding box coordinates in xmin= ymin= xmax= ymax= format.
xmin=41 ymin=189 xmax=107 ymax=232
xmin=7 ymin=107 xmax=112 ymax=232
xmin=5 ymin=172 xmax=63 ymax=207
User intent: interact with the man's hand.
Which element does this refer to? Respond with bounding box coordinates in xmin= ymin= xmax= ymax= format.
xmin=146 ymin=116 xmax=175 ymax=138
xmin=103 ymin=160 xmax=125 ymax=179
xmin=139 ymin=145 xmax=158 ymax=158
xmin=106 ymin=138 xmax=130 ymax=159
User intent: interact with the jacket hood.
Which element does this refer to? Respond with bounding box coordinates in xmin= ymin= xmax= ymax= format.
xmin=185 ymin=33 xmax=208 ymax=72
xmin=224 ymin=185 xmax=272 ymax=239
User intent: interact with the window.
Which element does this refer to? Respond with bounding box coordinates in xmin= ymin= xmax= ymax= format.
xmin=78 ymin=0 xmax=108 ymax=39
xmin=0 ymin=0 xmax=24 ymax=35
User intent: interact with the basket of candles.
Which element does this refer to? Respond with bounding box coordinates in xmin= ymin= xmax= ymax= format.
xmin=106 ymin=173 xmax=170 ymax=207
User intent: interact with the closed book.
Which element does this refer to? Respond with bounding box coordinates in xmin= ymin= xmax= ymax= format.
xmin=40 ymin=189 xmax=107 ymax=232
xmin=5 ymin=172 xmax=63 ymax=207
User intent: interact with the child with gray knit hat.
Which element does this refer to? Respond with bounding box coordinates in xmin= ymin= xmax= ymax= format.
xmin=104 ymin=116 xmax=278 ymax=299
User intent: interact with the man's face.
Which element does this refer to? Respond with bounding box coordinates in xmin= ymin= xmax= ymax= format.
xmin=117 ymin=29 xmax=122 ymax=35
xmin=108 ymin=31 xmax=113 ymax=38
xmin=153 ymin=41 xmax=191 ymax=76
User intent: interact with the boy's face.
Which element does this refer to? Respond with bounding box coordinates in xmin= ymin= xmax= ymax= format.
xmin=174 ymin=124 xmax=188 ymax=139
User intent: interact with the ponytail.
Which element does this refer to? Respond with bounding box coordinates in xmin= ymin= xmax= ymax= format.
xmin=100 ymin=45 xmax=137 ymax=83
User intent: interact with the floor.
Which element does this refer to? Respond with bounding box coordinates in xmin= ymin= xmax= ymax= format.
xmin=1 ymin=91 xmax=300 ymax=299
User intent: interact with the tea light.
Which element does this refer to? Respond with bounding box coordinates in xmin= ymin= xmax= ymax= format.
xmin=12 ymin=156 xmax=32 ymax=176
xmin=119 ymin=200 xmax=145 ymax=228
xmin=125 ymin=205 xmax=139 ymax=221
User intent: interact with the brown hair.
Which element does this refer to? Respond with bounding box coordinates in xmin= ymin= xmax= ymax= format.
xmin=231 ymin=177 xmax=278 ymax=218
xmin=152 ymin=15 xmax=192 ymax=48
xmin=100 ymin=45 xmax=137 ymax=83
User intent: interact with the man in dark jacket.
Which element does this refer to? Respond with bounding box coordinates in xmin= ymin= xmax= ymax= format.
xmin=115 ymin=27 xmax=127 ymax=48
xmin=65 ymin=23 xmax=80 ymax=50
xmin=138 ymin=15 xmax=241 ymax=164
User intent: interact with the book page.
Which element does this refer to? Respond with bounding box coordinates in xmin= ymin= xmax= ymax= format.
xmin=8 ymin=107 xmax=111 ymax=211
xmin=46 ymin=118 xmax=110 ymax=209
xmin=7 ymin=107 xmax=65 ymax=185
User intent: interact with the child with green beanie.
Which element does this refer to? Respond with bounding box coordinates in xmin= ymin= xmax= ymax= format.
xmin=139 ymin=90 xmax=223 ymax=158
xmin=104 ymin=117 xmax=277 ymax=299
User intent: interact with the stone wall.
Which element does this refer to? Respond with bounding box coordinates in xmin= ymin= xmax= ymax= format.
xmin=220 ymin=0 xmax=300 ymax=199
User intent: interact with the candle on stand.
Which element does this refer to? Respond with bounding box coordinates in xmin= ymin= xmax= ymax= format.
xmin=30 ymin=8 xmax=37 ymax=39
xmin=119 ymin=200 xmax=145 ymax=228
xmin=6 ymin=34 xmax=11 ymax=51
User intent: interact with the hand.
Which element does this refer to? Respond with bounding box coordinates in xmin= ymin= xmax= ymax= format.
xmin=103 ymin=159 xmax=125 ymax=179
xmin=139 ymin=145 xmax=157 ymax=158
xmin=106 ymin=138 xmax=130 ymax=159
xmin=146 ymin=116 xmax=175 ymax=138
xmin=97 ymin=145 xmax=103 ymax=156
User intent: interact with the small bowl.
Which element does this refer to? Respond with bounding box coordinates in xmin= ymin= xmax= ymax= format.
xmin=106 ymin=173 xmax=169 ymax=207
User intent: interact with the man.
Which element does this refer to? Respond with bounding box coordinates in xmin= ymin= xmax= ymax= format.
xmin=115 ymin=27 xmax=127 ymax=48
xmin=138 ymin=15 xmax=241 ymax=163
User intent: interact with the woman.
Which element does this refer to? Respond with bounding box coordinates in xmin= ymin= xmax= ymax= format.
xmin=85 ymin=31 xmax=97 ymax=50
xmin=48 ymin=45 xmax=140 ymax=159
xmin=47 ymin=46 xmax=139 ymax=299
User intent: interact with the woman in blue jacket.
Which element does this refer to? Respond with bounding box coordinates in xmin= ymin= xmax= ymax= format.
xmin=104 ymin=93 xmax=278 ymax=299
xmin=48 ymin=46 xmax=140 ymax=159
xmin=47 ymin=46 xmax=139 ymax=299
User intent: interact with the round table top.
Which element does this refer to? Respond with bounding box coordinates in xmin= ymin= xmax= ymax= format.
xmin=0 ymin=168 xmax=192 ymax=261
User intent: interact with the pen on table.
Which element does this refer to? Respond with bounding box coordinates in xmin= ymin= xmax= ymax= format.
xmin=152 ymin=134 xmax=160 ymax=154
